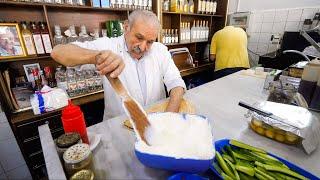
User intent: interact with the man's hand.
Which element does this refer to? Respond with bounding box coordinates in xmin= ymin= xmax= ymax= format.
xmin=95 ymin=50 xmax=125 ymax=78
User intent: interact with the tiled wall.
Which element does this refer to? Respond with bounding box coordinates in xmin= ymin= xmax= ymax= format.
xmin=0 ymin=105 xmax=32 ymax=179
xmin=247 ymin=7 xmax=320 ymax=64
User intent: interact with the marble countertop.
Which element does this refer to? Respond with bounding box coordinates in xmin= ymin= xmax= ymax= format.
xmin=39 ymin=71 xmax=320 ymax=179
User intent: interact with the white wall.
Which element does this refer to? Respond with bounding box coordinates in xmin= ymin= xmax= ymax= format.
xmin=228 ymin=0 xmax=320 ymax=13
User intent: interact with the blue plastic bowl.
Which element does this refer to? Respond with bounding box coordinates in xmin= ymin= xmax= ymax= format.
xmin=135 ymin=113 xmax=214 ymax=173
xmin=210 ymin=139 xmax=319 ymax=179
xmin=167 ymin=173 xmax=209 ymax=180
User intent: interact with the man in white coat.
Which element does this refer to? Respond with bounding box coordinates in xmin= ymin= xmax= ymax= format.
xmin=51 ymin=10 xmax=186 ymax=119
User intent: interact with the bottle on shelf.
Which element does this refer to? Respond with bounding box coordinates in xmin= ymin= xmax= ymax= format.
xmin=205 ymin=21 xmax=209 ymax=40
xmin=31 ymin=22 xmax=45 ymax=55
xmin=180 ymin=22 xmax=184 ymax=43
xmin=43 ymin=0 xmax=53 ymax=3
xmin=128 ymin=0 xmax=133 ymax=9
xmin=92 ymin=29 xmax=100 ymax=39
xmin=44 ymin=66 xmax=56 ymax=88
xmin=67 ymin=25 xmax=79 ymax=43
xmin=201 ymin=0 xmax=206 ymax=14
xmin=85 ymin=70 xmax=95 ymax=92
xmin=205 ymin=0 xmax=211 ymax=14
xmin=32 ymin=0 xmax=43 ymax=3
xmin=170 ymin=0 xmax=179 ymax=12
xmin=32 ymin=68 xmax=42 ymax=91
xmin=78 ymin=25 xmax=92 ymax=42
xmin=191 ymin=20 xmax=196 ymax=42
xmin=76 ymin=69 xmax=87 ymax=94
xmin=65 ymin=0 xmax=73 ymax=5
xmin=138 ymin=0 xmax=143 ymax=9
xmin=110 ymin=0 xmax=116 ymax=8
xmin=195 ymin=20 xmax=200 ymax=42
xmin=147 ymin=0 xmax=152 ymax=10
xmin=197 ymin=0 xmax=202 ymax=14
xmin=66 ymin=67 xmax=78 ymax=97
xmin=163 ymin=0 xmax=170 ymax=12
xmin=93 ymin=71 xmax=103 ymax=90
xmin=75 ymin=0 xmax=85 ymax=6
xmin=54 ymin=0 xmax=64 ymax=4
xmin=39 ymin=22 xmax=53 ymax=54
xmin=169 ymin=29 xmax=173 ymax=44
xmin=119 ymin=0 xmax=124 ymax=8
xmin=212 ymin=0 xmax=217 ymax=14
xmin=162 ymin=29 xmax=166 ymax=44
xmin=40 ymin=70 xmax=48 ymax=87
xmin=174 ymin=29 xmax=179 ymax=43
xmin=188 ymin=0 xmax=194 ymax=13
xmin=183 ymin=0 xmax=189 ymax=13
xmin=21 ymin=21 xmax=37 ymax=56
xmin=200 ymin=20 xmax=204 ymax=41
xmin=142 ymin=0 xmax=148 ymax=10
xmin=53 ymin=25 xmax=67 ymax=46
xmin=55 ymin=66 xmax=68 ymax=92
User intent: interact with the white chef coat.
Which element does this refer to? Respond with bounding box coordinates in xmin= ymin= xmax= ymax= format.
xmin=72 ymin=35 xmax=186 ymax=120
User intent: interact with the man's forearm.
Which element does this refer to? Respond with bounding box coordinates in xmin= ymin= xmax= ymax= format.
xmin=51 ymin=44 xmax=100 ymax=67
xmin=165 ymin=87 xmax=185 ymax=112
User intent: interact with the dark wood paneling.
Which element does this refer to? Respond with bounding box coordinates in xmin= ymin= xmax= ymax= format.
xmin=0 ymin=5 xmax=46 ymax=23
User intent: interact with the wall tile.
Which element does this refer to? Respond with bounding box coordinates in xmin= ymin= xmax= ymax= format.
xmin=6 ymin=165 xmax=31 ymax=180
xmin=258 ymin=33 xmax=271 ymax=43
xmin=0 ymin=122 xmax=14 ymax=141
xmin=0 ymin=113 xmax=7 ymax=124
xmin=248 ymin=42 xmax=258 ymax=53
xmin=0 ymin=139 xmax=21 ymax=157
xmin=248 ymin=33 xmax=259 ymax=43
xmin=272 ymin=22 xmax=286 ymax=34
xmin=274 ymin=10 xmax=289 ymax=22
xmin=261 ymin=23 xmax=274 ymax=33
xmin=263 ymin=11 xmax=276 ymax=23
xmin=300 ymin=8 xmax=318 ymax=21
xmin=285 ymin=21 xmax=300 ymax=31
xmin=0 ymin=173 xmax=7 ymax=180
xmin=0 ymin=141 xmax=25 ymax=171
xmin=253 ymin=12 xmax=264 ymax=23
xmin=287 ymin=9 xmax=303 ymax=22
xmin=251 ymin=23 xmax=262 ymax=33
xmin=257 ymin=43 xmax=269 ymax=55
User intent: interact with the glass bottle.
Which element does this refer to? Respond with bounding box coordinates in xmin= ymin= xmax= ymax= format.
xmin=40 ymin=22 xmax=53 ymax=54
xmin=67 ymin=25 xmax=79 ymax=43
xmin=92 ymin=29 xmax=100 ymax=40
xmin=93 ymin=71 xmax=103 ymax=90
xmin=65 ymin=0 xmax=73 ymax=5
xmin=44 ymin=66 xmax=56 ymax=88
xmin=78 ymin=25 xmax=92 ymax=42
xmin=163 ymin=0 xmax=169 ymax=12
xmin=53 ymin=25 xmax=67 ymax=46
xmin=174 ymin=29 xmax=178 ymax=43
xmin=55 ymin=0 xmax=64 ymax=4
xmin=183 ymin=0 xmax=189 ymax=13
xmin=76 ymin=69 xmax=87 ymax=94
xmin=147 ymin=0 xmax=152 ymax=10
xmin=66 ymin=67 xmax=78 ymax=97
xmin=55 ymin=66 xmax=68 ymax=92
xmin=31 ymin=22 xmax=45 ymax=55
xmin=188 ymin=0 xmax=194 ymax=13
xmin=85 ymin=70 xmax=95 ymax=92
xmin=197 ymin=0 xmax=202 ymax=14
xmin=21 ymin=21 xmax=37 ymax=56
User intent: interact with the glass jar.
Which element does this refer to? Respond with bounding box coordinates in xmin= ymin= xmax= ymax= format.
xmin=70 ymin=169 xmax=94 ymax=180
xmin=56 ymin=133 xmax=81 ymax=159
xmin=63 ymin=143 xmax=93 ymax=178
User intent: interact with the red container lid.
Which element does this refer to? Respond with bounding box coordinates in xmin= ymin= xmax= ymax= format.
xmin=62 ymin=100 xmax=83 ymax=120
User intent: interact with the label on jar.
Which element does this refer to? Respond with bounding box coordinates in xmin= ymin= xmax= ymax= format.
xmin=85 ymin=78 xmax=95 ymax=87
xmin=95 ymin=77 xmax=102 ymax=86
xmin=68 ymin=82 xmax=78 ymax=91
xmin=77 ymin=80 xmax=86 ymax=89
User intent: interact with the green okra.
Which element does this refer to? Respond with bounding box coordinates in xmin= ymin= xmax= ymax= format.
xmin=216 ymin=151 xmax=235 ymax=179
xmin=254 ymin=167 xmax=276 ymax=180
xmin=235 ymin=164 xmax=255 ymax=176
xmin=225 ymin=158 xmax=240 ymax=180
xmin=230 ymin=139 xmax=266 ymax=154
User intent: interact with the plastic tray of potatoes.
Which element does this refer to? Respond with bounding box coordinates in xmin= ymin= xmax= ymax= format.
xmin=250 ymin=117 xmax=301 ymax=145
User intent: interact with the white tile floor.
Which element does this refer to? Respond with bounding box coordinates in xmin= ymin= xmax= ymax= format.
xmin=0 ymin=110 xmax=31 ymax=179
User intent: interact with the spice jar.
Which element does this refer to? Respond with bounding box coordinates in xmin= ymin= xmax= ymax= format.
xmin=56 ymin=133 xmax=81 ymax=158
xmin=70 ymin=169 xmax=94 ymax=180
xmin=63 ymin=143 xmax=93 ymax=178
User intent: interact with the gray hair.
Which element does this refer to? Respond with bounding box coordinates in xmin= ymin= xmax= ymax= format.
xmin=128 ymin=10 xmax=161 ymax=32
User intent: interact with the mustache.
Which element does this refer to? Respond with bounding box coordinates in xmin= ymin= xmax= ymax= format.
xmin=133 ymin=46 xmax=142 ymax=54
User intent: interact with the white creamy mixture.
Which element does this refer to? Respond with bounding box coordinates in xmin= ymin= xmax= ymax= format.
xmin=135 ymin=112 xmax=215 ymax=159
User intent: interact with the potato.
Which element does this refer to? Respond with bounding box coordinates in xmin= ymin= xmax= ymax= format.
xmin=265 ymin=129 xmax=275 ymax=139
xmin=275 ymin=134 xmax=285 ymax=142
xmin=256 ymin=127 xmax=265 ymax=135
xmin=285 ymin=132 xmax=299 ymax=143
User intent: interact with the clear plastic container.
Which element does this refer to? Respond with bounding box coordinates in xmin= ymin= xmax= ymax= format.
xmin=249 ymin=115 xmax=301 ymax=145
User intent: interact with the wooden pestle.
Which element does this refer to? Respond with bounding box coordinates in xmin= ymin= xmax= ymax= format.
xmin=105 ymin=74 xmax=150 ymax=144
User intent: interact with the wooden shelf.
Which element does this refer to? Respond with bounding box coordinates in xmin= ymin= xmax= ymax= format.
xmin=0 ymin=55 xmax=52 ymax=63
xmin=180 ymin=62 xmax=214 ymax=77
xmin=10 ymin=90 xmax=104 ymax=124
xmin=163 ymin=11 xmax=223 ymax=17
xmin=0 ymin=1 xmax=130 ymax=12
